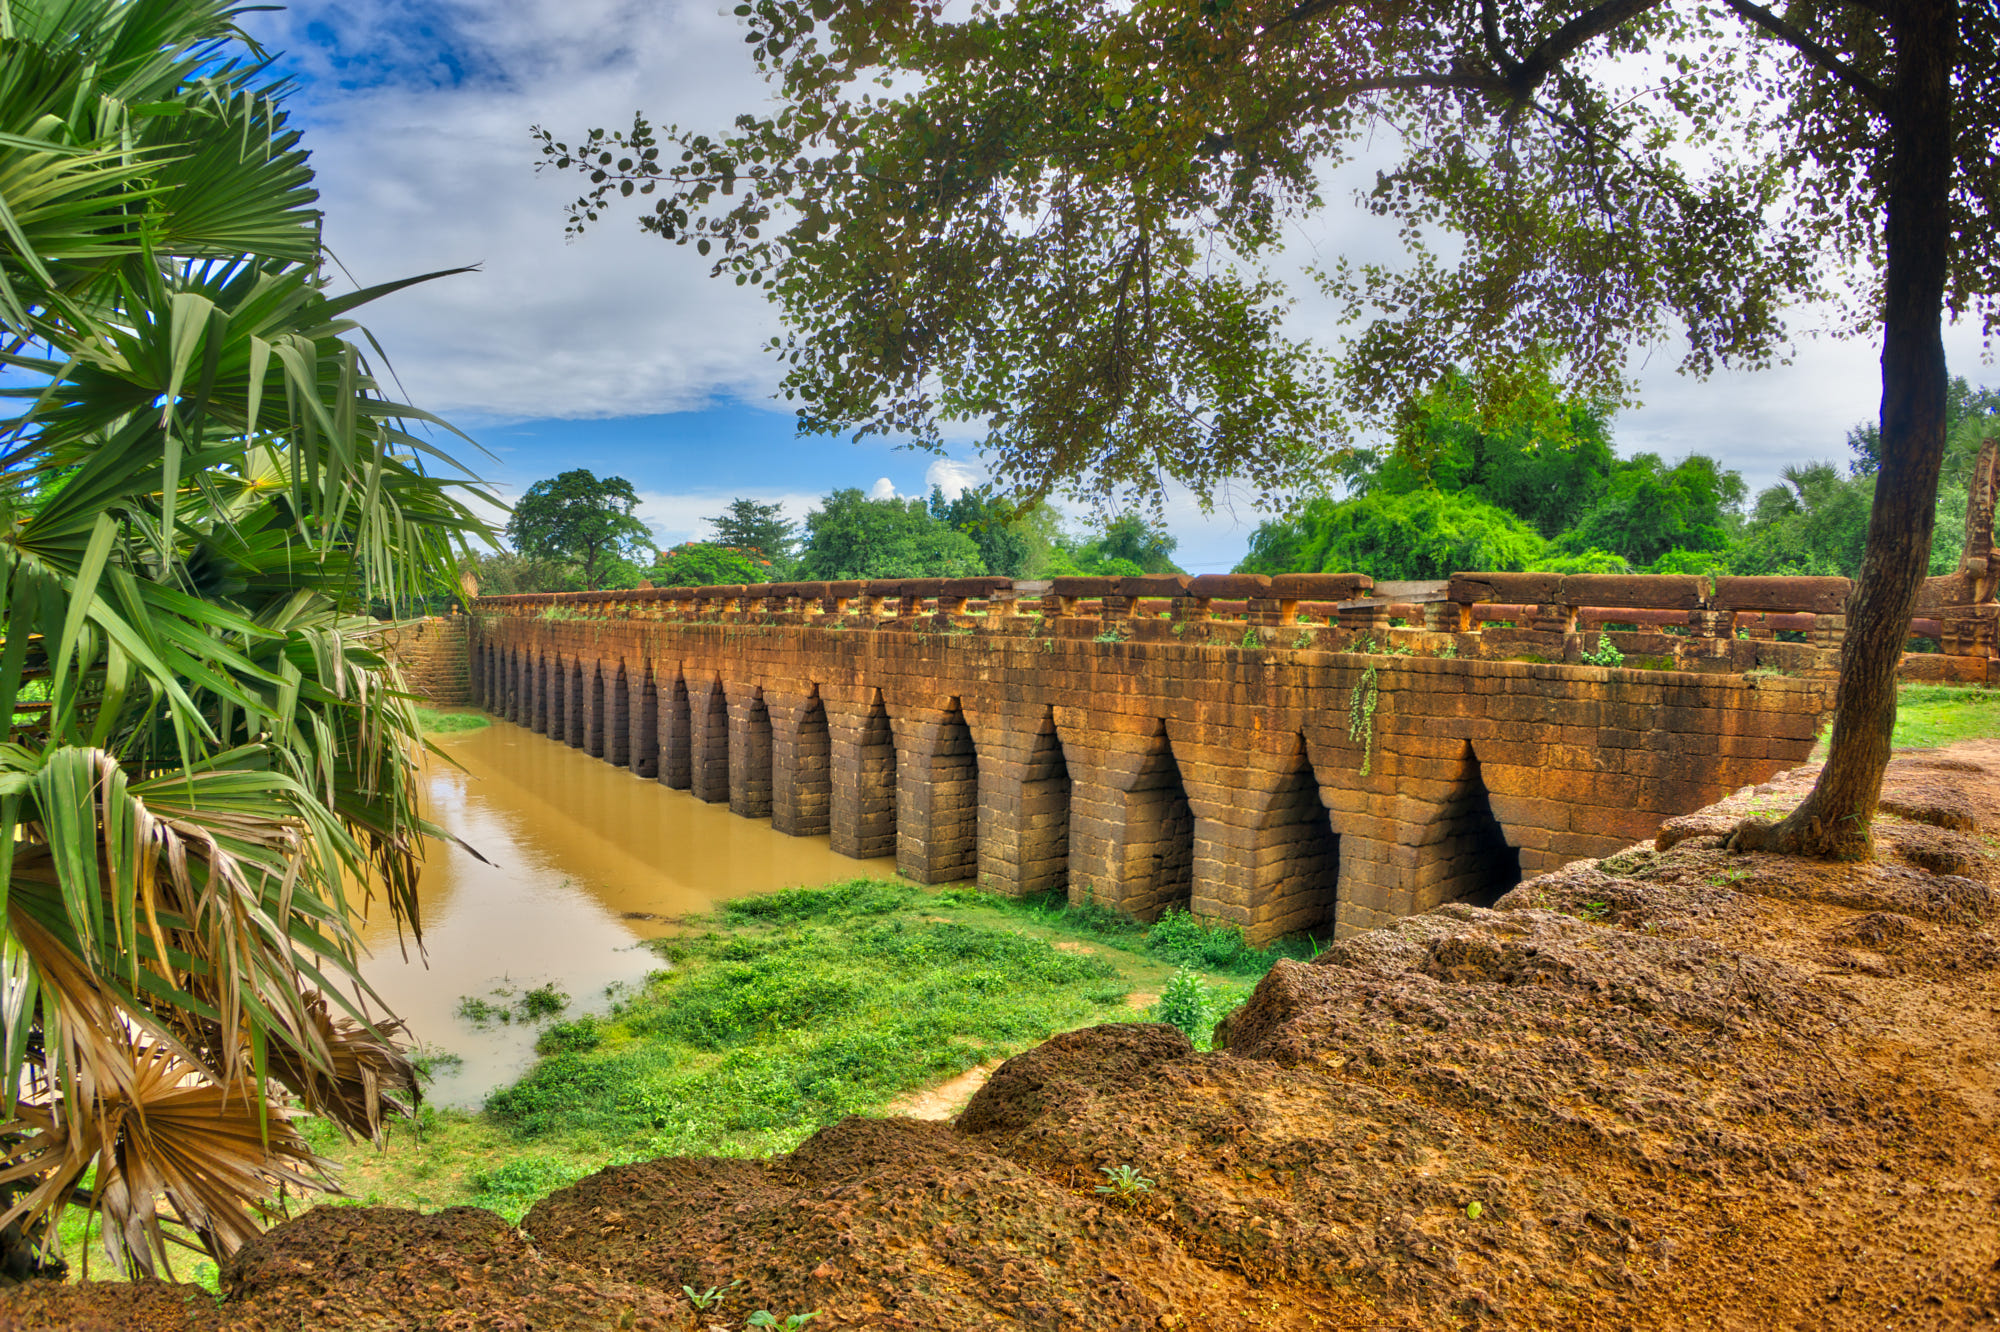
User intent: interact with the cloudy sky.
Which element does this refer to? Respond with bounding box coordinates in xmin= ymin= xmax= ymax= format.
xmin=244 ymin=0 xmax=1992 ymax=574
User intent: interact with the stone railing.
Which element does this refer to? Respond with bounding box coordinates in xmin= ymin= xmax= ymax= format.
xmin=470 ymin=569 xmax=2000 ymax=681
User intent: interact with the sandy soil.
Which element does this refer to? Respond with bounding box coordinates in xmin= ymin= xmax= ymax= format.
xmin=10 ymin=743 xmax=2000 ymax=1330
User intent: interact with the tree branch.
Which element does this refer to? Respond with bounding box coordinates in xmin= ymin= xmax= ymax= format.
xmin=1515 ymin=0 xmax=1672 ymax=93
xmin=1717 ymin=0 xmax=1889 ymax=112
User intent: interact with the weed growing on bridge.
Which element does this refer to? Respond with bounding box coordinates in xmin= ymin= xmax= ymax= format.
xmin=1094 ymin=626 xmax=1128 ymax=644
xmin=1436 ymin=639 xmax=1459 ymax=659
xmin=1580 ymin=634 xmax=1626 ymax=667
xmin=1292 ymin=630 xmax=1315 ymax=650
xmin=1240 ymin=627 xmax=1264 ymax=649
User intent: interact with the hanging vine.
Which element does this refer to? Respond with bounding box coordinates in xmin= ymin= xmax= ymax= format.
xmin=1348 ymin=665 xmax=1381 ymax=776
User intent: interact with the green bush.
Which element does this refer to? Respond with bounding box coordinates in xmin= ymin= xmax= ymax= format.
xmin=1152 ymin=968 xmax=1212 ymax=1045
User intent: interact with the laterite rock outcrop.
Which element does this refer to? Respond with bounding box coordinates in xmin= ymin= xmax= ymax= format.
xmin=9 ymin=746 xmax=2000 ymax=1329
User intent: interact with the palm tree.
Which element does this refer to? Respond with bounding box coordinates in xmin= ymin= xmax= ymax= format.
xmin=0 ymin=0 xmax=494 ymax=1275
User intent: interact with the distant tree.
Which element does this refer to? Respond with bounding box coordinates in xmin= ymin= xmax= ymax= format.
xmin=933 ymin=485 xmax=1040 ymax=578
xmin=1556 ymin=454 xmax=1745 ymax=569
xmin=507 ymin=470 xmax=657 ymax=589
xmin=1097 ymin=516 xmax=1184 ymax=575
xmin=1848 ymin=377 xmax=2000 ymax=477
xmin=1236 ymin=491 xmax=1545 ymax=581
xmin=1370 ymin=364 xmax=1618 ymax=540
xmin=464 ymin=549 xmax=579 ymax=594
xmin=648 ymin=542 xmax=777 ymax=586
xmin=795 ymin=489 xmax=984 ymax=580
xmin=705 ymin=498 xmax=797 ymax=573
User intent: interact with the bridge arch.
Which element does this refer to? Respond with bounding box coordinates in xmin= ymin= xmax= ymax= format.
xmin=730 ymin=684 xmax=775 ymax=819
xmin=691 ymin=674 xmax=730 ymax=803
xmin=830 ymin=690 xmax=896 ymax=860
xmin=773 ymin=686 xmax=832 ymax=837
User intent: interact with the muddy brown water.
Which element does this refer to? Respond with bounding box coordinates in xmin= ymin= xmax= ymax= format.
xmin=355 ymin=720 xmax=896 ymax=1106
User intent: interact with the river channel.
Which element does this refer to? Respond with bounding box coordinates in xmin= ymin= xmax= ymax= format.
xmin=355 ymin=720 xmax=896 ymax=1107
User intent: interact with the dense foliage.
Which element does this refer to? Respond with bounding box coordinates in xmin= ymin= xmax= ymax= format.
xmin=647 ymin=542 xmax=779 ymax=587
xmin=1242 ymin=369 xmax=2000 ymax=583
xmin=505 ymin=470 xmax=655 ymax=589
xmin=0 ymin=0 xmax=490 ymax=1275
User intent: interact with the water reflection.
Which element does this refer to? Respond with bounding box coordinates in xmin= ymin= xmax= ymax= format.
xmin=356 ymin=720 xmax=896 ymax=1106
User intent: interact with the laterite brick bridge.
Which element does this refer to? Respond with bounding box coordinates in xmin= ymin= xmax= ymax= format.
xmin=445 ymin=569 xmax=1915 ymax=941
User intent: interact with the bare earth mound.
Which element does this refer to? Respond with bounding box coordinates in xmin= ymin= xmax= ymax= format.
xmin=9 ymin=746 xmax=2000 ymax=1329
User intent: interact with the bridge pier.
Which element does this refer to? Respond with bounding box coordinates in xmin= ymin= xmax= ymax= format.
xmin=728 ymin=684 xmax=774 ymax=819
xmin=657 ymin=667 xmax=691 ymax=790
xmin=966 ymin=709 xmax=1071 ymax=898
xmin=828 ymin=691 xmax=896 ymax=860
xmin=894 ymin=699 xmax=979 ymax=884
xmin=690 ymin=677 xmax=730 ymax=803
xmin=771 ymin=689 xmax=831 ymax=837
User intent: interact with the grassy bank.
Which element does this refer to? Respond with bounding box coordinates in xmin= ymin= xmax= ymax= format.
xmin=308 ymin=879 xmax=1310 ymax=1224
xmin=416 ymin=706 xmax=490 ymax=734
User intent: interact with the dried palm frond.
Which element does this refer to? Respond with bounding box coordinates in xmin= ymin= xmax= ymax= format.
xmin=0 ymin=1042 xmax=325 ymax=1275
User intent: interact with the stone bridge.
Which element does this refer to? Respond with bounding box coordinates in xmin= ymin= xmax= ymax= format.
xmin=457 ymin=572 xmax=1846 ymax=941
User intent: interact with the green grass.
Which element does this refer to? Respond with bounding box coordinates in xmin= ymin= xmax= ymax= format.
xmin=1808 ymin=683 xmax=2000 ymax=762
xmin=1888 ymin=683 xmax=2000 ymax=750
xmin=416 ymin=706 xmax=490 ymax=733
xmin=305 ymin=878 xmax=1310 ymax=1223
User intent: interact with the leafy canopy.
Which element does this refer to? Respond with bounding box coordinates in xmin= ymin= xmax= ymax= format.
xmin=795 ymin=488 xmax=984 ymax=580
xmin=705 ymin=498 xmax=799 ymax=574
xmin=507 ymin=469 xmax=656 ymax=589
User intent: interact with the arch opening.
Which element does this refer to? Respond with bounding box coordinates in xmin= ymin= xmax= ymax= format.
xmin=1420 ymin=744 xmax=1522 ymax=910
xmin=1125 ymin=732 xmax=1195 ymax=920
xmin=730 ymin=686 xmax=775 ymax=819
xmin=1257 ymin=743 xmax=1341 ymax=941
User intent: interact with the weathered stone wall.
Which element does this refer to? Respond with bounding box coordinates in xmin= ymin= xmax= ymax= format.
xmin=466 ymin=593 xmax=1836 ymax=941
xmin=379 ymin=616 xmax=471 ymax=706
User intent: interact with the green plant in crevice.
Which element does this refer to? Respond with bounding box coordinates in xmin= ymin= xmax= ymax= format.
xmin=748 ymin=1311 xmax=821 ymax=1329
xmin=1348 ymin=665 xmax=1381 ymax=776
xmin=1093 ymin=626 xmax=1128 ymax=644
xmin=1095 ymin=1164 xmax=1155 ymax=1199
xmin=1292 ymin=629 xmax=1315 ymax=649
xmin=1436 ymin=638 xmax=1459 ymax=659
xmin=1581 ymin=633 xmax=1626 ymax=666
xmin=1240 ymin=626 xmax=1263 ymax=649
xmin=683 ymin=1279 xmax=742 ymax=1311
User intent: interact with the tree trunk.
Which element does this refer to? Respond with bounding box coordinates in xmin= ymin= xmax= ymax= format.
xmin=1732 ymin=0 xmax=1957 ymax=858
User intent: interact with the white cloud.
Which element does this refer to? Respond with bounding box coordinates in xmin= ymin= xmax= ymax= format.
xmin=245 ymin=0 xmax=788 ymax=422
xmin=923 ymin=457 xmax=985 ymax=500
xmin=867 ymin=477 xmax=898 ymax=500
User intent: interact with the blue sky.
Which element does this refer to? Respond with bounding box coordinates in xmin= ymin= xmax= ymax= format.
xmin=240 ymin=0 xmax=1993 ymax=575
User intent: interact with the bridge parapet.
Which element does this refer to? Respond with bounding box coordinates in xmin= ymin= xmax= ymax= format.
xmin=471 ymin=569 xmax=1996 ymax=682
